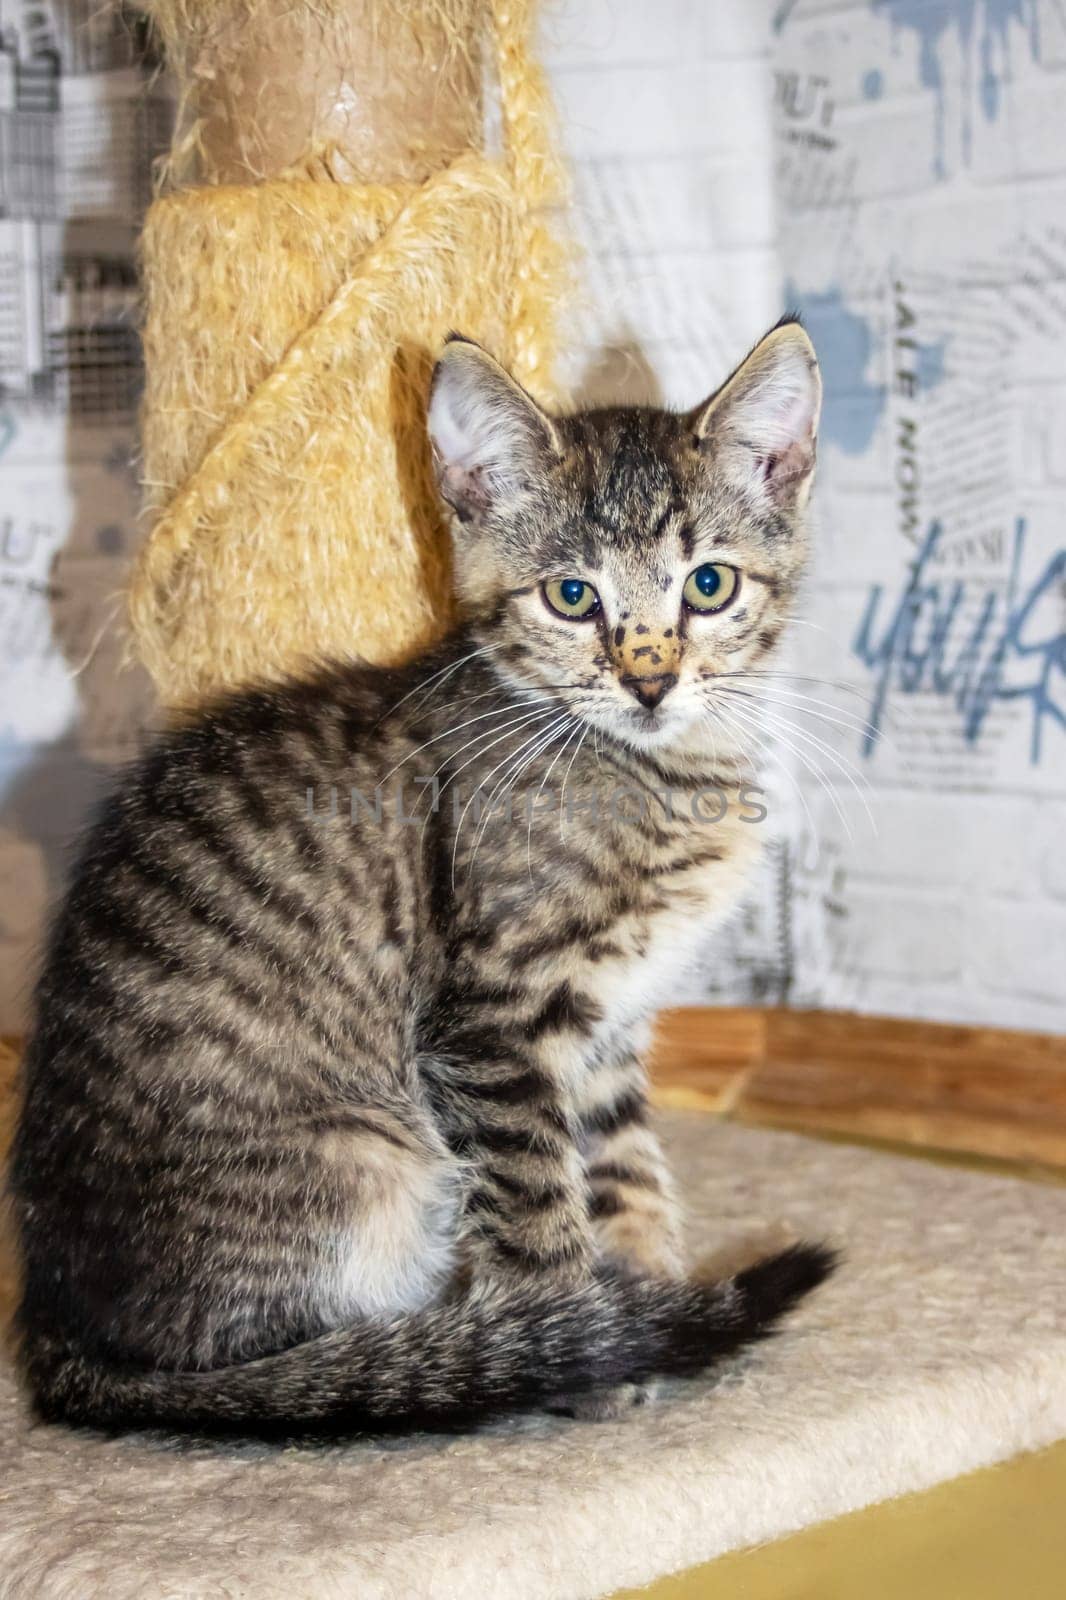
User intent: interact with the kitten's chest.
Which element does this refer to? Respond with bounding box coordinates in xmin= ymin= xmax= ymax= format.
xmin=577 ymin=817 xmax=760 ymax=1038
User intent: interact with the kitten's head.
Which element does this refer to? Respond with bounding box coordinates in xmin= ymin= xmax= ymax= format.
xmin=427 ymin=322 xmax=821 ymax=755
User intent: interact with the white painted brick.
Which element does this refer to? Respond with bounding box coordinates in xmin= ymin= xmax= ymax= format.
xmin=704 ymin=160 xmax=777 ymax=248
xmin=571 ymin=248 xmax=781 ymax=361
xmin=836 ymin=792 xmax=1040 ymax=895
xmin=967 ymin=902 xmax=1066 ymax=1003
xmin=970 ymin=63 xmax=1066 ymax=184
xmin=901 ymin=184 xmax=1025 ymax=268
xmin=571 ymin=159 xmax=713 ymax=256
xmin=571 ymin=158 xmax=777 ymax=258
xmin=813 ymin=422 xmax=894 ymax=494
xmin=1039 ymin=0 xmax=1066 ymax=69
xmin=1045 ymin=393 xmax=1066 ymax=483
xmin=1035 ymin=805 xmax=1066 ymax=900
xmin=571 ymin=161 xmax=777 ymax=260
xmin=776 ymin=0 xmax=870 ymax=17
xmin=1008 ymin=385 xmax=1052 ymax=488
xmin=572 ymin=323 xmax=786 ymax=414
xmin=835 ymin=887 xmax=965 ymax=982
xmin=835 ymin=978 xmax=1066 ymax=1034
xmin=703 ymin=0 xmax=775 ymax=59
xmin=994 ymin=994 xmax=1066 ymax=1034
xmin=1019 ymin=175 xmax=1066 ymax=226
xmin=817 ymin=97 xmax=948 ymax=202
xmin=550 ymin=0 xmax=1066 ymax=1035
xmin=553 ymin=59 xmax=772 ymax=163
xmin=548 ymin=0 xmax=778 ymax=77
xmin=543 ymin=0 xmax=700 ymax=72
xmin=1006 ymin=296 xmax=1066 ymax=384
xmin=811 ymin=488 xmax=901 ymax=581
xmin=1016 ymin=492 xmax=1066 ymax=576
xmin=779 ymin=15 xmax=916 ymax=113
xmin=711 ymin=248 xmax=784 ymax=333
xmin=628 ymin=338 xmax=749 ymax=410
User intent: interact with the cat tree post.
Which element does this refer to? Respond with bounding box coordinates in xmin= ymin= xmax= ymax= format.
xmin=130 ymin=0 xmax=568 ymax=708
xmin=162 ymin=0 xmax=483 ymax=186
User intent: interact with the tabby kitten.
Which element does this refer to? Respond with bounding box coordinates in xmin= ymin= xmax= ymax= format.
xmin=12 ymin=319 xmax=833 ymax=1434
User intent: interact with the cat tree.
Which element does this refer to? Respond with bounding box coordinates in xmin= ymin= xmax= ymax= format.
xmin=129 ymin=0 xmax=569 ymax=708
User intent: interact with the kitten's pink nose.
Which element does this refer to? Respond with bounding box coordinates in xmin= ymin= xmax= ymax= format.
xmin=622 ymin=672 xmax=677 ymax=710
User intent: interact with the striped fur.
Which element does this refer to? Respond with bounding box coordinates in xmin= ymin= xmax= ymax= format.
xmin=11 ymin=322 xmax=833 ymax=1433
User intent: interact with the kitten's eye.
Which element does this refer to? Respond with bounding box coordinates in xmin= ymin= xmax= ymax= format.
xmin=682 ymin=563 xmax=739 ymax=614
xmin=543 ymin=578 xmax=601 ymax=620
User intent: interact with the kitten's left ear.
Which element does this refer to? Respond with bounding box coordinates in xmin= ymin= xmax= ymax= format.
xmin=689 ymin=319 xmax=822 ymax=509
xmin=427 ymin=336 xmax=560 ymax=522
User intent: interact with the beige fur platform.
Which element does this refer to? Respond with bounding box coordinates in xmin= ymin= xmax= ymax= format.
xmin=2 ymin=1113 xmax=1064 ymax=1600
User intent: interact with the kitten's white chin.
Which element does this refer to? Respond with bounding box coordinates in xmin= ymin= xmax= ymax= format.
xmin=611 ymin=707 xmax=701 ymax=755
xmin=620 ymin=719 xmax=678 ymax=751
xmin=612 ymin=711 xmax=747 ymax=767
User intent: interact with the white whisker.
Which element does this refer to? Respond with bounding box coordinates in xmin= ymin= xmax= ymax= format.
xmin=527 ymin=717 xmax=581 ymax=877
xmin=705 ymin=699 xmax=819 ymax=854
xmin=723 ymin=668 xmax=916 ymax=733
xmin=467 ymin=713 xmax=573 ymax=870
xmin=450 ymin=710 xmax=565 ymax=886
xmin=715 ymin=683 xmax=884 ymax=745
xmin=558 ymin=725 xmax=590 ymax=840
xmin=713 ymin=692 xmax=854 ymax=844
xmin=412 ymin=706 xmax=564 ymax=863
xmin=377 ymin=642 xmax=499 ymax=727
xmin=748 ymin=699 xmax=877 ymax=828
xmin=380 ymin=695 xmax=543 ymax=786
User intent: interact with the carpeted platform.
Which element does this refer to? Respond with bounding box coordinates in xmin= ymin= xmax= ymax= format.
xmin=2 ymin=1114 xmax=1064 ymax=1600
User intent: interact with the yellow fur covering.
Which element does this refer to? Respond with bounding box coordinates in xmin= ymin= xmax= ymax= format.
xmin=130 ymin=0 xmax=569 ymax=708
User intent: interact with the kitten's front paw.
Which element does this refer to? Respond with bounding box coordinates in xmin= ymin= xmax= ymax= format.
xmin=547 ymin=1380 xmax=660 ymax=1422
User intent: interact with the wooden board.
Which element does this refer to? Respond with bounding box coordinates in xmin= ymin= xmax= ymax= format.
xmin=650 ymin=1008 xmax=1066 ymax=1169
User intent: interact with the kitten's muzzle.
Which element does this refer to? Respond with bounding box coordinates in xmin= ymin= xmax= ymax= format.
xmin=621 ymin=672 xmax=677 ymax=710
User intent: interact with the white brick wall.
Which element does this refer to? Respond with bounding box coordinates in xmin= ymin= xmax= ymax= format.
xmin=548 ymin=0 xmax=1064 ymax=1033
xmin=837 ymin=887 xmax=966 ymax=983
xmin=833 ymin=793 xmax=1040 ymax=896
xmin=550 ymin=0 xmax=780 ymax=407
xmin=968 ymin=903 xmax=1066 ymax=1007
xmin=769 ymin=0 xmax=1066 ymax=1031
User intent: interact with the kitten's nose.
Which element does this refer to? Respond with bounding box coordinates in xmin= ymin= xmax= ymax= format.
xmin=622 ymin=672 xmax=677 ymax=710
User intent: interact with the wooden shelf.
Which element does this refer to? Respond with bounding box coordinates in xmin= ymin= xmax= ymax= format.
xmin=650 ymin=1008 xmax=1066 ymax=1169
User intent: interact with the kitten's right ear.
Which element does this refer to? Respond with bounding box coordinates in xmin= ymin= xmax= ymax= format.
xmin=689 ymin=319 xmax=821 ymax=511
xmin=427 ymin=336 xmax=560 ymax=521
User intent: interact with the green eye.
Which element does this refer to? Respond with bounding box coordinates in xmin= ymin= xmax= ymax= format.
xmin=543 ymin=577 xmax=601 ymax=619
xmin=682 ymin=563 xmax=739 ymax=613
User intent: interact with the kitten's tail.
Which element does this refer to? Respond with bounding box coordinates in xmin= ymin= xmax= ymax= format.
xmin=25 ymin=1244 xmax=835 ymax=1435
